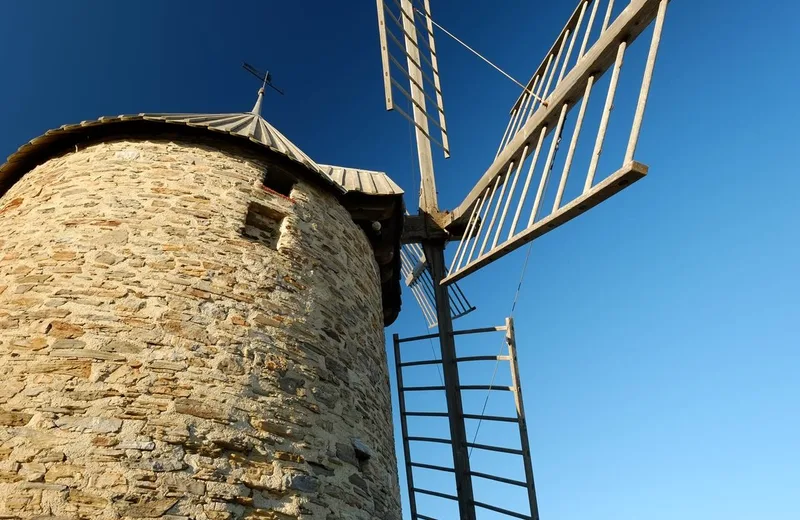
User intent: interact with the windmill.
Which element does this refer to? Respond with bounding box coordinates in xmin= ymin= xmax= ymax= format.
xmin=376 ymin=0 xmax=672 ymax=519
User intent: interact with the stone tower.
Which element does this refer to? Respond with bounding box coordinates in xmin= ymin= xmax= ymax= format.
xmin=0 ymin=92 xmax=405 ymax=519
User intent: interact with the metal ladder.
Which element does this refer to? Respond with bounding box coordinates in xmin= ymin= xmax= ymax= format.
xmin=393 ymin=317 xmax=539 ymax=520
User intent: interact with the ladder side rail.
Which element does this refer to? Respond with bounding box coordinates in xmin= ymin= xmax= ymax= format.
xmin=393 ymin=333 xmax=419 ymax=520
xmin=506 ymin=317 xmax=540 ymax=520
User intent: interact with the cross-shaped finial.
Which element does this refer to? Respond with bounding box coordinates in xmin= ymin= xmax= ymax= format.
xmin=242 ymin=62 xmax=285 ymax=116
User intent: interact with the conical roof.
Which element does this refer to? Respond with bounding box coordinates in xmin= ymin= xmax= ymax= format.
xmin=0 ymin=102 xmax=405 ymax=325
xmin=142 ymin=112 xmax=325 ymax=174
xmin=1 ymin=110 xmax=402 ymax=198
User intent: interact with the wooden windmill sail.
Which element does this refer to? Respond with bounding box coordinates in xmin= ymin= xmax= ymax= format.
xmin=377 ymin=1 xmax=672 ymax=519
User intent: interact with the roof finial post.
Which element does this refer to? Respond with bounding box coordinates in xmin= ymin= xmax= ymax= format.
xmin=251 ymin=87 xmax=266 ymax=115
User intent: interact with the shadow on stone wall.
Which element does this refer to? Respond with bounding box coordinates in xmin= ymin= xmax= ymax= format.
xmin=241 ymin=201 xmax=286 ymax=250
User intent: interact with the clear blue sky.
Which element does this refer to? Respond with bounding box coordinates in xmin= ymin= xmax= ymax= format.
xmin=2 ymin=1 xmax=798 ymax=519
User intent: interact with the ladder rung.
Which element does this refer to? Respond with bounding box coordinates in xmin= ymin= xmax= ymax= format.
xmin=416 ymin=514 xmax=438 ymax=520
xmin=397 ymin=325 xmax=502 ymax=344
xmin=403 ymin=411 xmax=449 ymax=418
xmin=410 ymin=462 xmax=455 ymax=473
xmin=454 ymin=355 xmax=511 ymax=363
xmin=407 ymin=436 xmax=452 ymax=445
xmin=466 ymin=442 xmax=523 ymax=455
xmin=398 ymin=332 xmax=439 ymax=343
xmin=462 ymin=413 xmax=519 ymax=423
xmin=469 ymin=470 xmax=528 ymax=488
xmin=399 ymin=359 xmax=443 ymax=367
xmin=459 ymin=385 xmax=514 ymax=391
xmin=401 ymin=385 xmax=446 ymax=392
xmin=452 ymin=325 xmax=506 ymax=336
xmin=472 ymin=500 xmax=532 ymax=519
xmin=414 ymin=488 xmax=458 ymax=501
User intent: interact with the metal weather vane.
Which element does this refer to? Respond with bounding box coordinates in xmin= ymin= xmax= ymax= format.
xmin=242 ymin=62 xmax=285 ymax=96
xmin=242 ymin=62 xmax=285 ymax=116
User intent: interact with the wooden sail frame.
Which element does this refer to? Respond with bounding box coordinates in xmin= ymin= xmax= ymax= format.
xmin=444 ymin=0 xmax=670 ymax=285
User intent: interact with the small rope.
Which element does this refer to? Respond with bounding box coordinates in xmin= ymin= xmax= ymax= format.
xmin=428 ymin=336 xmax=445 ymax=386
xmin=411 ymin=6 xmax=547 ymax=106
xmin=467 ymin=240 xmax=534 ymax=457
xmin=467 ymin=122 xmax=567 ymax=457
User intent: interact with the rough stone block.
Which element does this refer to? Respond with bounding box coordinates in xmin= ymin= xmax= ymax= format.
xmin=122 ymin=498 xmax=178 ymax=518
xmin=0 ymin=410 xmax=32 ymax=427
xmin=54 ymin=416 xmax=122 ymax=434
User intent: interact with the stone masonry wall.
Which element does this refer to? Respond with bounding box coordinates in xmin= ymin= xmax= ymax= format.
xmin=0 ymin=139 xmax=401 ymax=520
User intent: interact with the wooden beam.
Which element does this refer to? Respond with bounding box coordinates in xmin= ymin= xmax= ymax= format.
xmin=376 ymin=0 xmax=394 ymax=110
xmin=401 ymin=214 xmax=460 ymax=243
xmin=423 ymin=243 xmax=477 ymax=520
xmin=400 ymin=0 xmax=438 ymax=213
xmin=626 ymin=0 xmax=670 ymax=163
xmin=442 ymin=161 xmax=647 ymax=285
xmin=444 ymin=0 xmax=665 ymax=228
